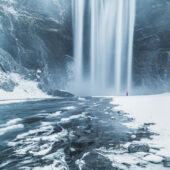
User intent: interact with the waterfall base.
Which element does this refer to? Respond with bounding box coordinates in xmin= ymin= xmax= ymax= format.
xmin=72 ymin=0 xmax=136 ymax=96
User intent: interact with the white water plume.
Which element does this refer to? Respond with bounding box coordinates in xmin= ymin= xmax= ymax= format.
xmin=72 ymin=0 xmax=136 ymax=96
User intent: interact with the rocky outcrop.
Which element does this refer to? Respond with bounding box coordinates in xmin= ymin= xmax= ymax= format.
xmin=0 ymin=0 xmax=72 ymax=93
xmin=0 ymin=48 xmax=27 ymax=74
xmin=0 ymin=72 xmax=16 ymax=92
xmin=47 ymin=89 xmax=74 ymax=97
xmin=163 ymin=157 xmax=170 ymax=167
xmin=81 ymin=152 xmax=119 ymax=170
xmin=128 ymin=143 xmax=150 ymax=153
xmin=134 ymin=0 xmax=170 ymax=92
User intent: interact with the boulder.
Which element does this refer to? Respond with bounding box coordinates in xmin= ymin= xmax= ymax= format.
xmin=0 ymin=72 xmax=16 ymax=92
xmin=163 ymin=157 xmax=170 ymax=167
xmin=128 ymin=143 xmax=150 ymax=153
xmin=48 ymin=89 xmax=74 ymax=97
xmin=82 ymin=151 xmax=120 ymax=170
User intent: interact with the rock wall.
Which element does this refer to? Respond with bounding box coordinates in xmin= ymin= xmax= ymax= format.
xmin=0 ymin=0 xmax=72 ymax=93
xmin=134 ymin=0 xmax=170 ymax=92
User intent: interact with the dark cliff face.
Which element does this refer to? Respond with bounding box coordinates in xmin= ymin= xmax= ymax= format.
xmin=134 ymin=0 xmax=170 ymax=92
xmin=0 ymin=0 xmax=72 ymax=92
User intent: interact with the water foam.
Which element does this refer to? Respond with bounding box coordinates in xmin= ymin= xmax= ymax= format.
xmin=0 ymin=118 xmax=24 ymax=136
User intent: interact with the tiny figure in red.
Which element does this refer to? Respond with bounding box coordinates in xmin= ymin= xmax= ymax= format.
xmin=126 ymin=91 xmax=128 ymax=96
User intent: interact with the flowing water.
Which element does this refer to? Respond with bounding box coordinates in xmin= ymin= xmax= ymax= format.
xmin=72 ymin=0 xmax=136 ymax=95
xmin=0 ymin=97 xmax=135 ymax=169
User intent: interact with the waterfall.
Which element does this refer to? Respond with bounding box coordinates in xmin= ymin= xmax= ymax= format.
xmin=72 ymin=0 xmax=136 ymax=96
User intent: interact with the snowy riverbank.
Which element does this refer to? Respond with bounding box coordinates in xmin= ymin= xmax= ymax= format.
xmin=0 ymin=73 xmax=51 ymax=104
xmin=112 ymin=93 xmax=170 ymax=169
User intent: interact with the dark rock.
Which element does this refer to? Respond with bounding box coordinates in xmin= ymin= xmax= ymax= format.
xmin=128 ymin=143 xmax=150 ymax=153
xmin=133 ymin=0 xmax=170 ymax=92
xmin=0 ymin=0 xmax=72 ymax=92
xmin=144 ymin=123 xmax=155 ymax=126
xmin=0 ymin=79 xmax=16 ymax=92
xmin=163 ymin=157 xmax=170 ymax=167
xmin=48 ymin=89 xmax=74 ymax=97
xmin=122 ymin=163 xmax=131 ymax=168
xmin=136 ymin=162 xmax=147 ymax=168
xmin=82 ymin=151 xmax=120 ymax=170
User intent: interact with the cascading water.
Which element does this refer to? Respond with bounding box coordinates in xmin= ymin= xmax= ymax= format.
xmin=72 ymin=0 xmax=136 ymax=96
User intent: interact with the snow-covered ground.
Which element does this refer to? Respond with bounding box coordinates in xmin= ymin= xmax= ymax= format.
xmin=0 ymin=73 xmax=50 ymax=104
xmin=112 ymin=93 xmax=170 ymax=168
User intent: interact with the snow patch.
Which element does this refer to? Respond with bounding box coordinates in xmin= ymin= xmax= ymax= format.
xmin=143 ymin=155 xmax=163 ymax=164
xmin=0 ymin=73 xmax=51 ymax=102
xmin=113 ymin=93 xmax=170 ymax=157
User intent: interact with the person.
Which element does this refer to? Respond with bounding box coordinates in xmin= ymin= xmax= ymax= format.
xmin=126 ymin=91 xmax=128 ymax=96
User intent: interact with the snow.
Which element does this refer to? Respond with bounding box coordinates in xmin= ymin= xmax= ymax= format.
xmin=143 ymin=154 xmax=163 ymax=163
xmin=113 ymin=93 xmax=170 ymax=157
xmin=0 ymin=73 xmax=51 ymax=104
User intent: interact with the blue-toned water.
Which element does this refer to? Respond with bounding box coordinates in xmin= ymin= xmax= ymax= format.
xmin=0 ymin=97 xmax=135 ymax=169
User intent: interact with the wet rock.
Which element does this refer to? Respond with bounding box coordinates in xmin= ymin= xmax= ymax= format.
xmin=0 ymin=78 xmax=16 ymax=92
xmin=48 ymin=89 xmax=74 ymax=97
xmin=144 ymin=123 xmax=155 ymax=126
xmin=163 ymin=157 xmax=170 ymax=167
xmin=82 ymin=151 xmax=119 ymax=170
xmin=136 ymin=162 xmax=147 ymax=168
xmin=128 ymin=143 xmax=150 ymax=153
